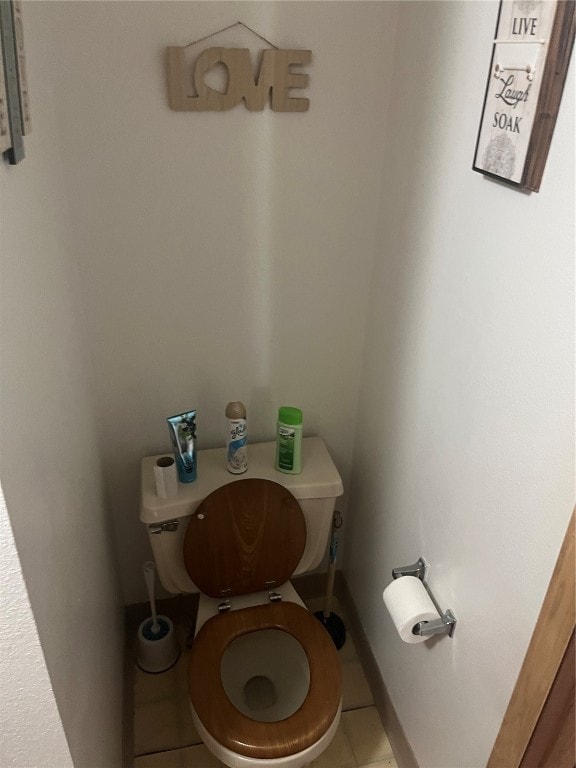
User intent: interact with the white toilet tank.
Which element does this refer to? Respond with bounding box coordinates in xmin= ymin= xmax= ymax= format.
xmin=140 ymin=437 xmax=343 ymax=594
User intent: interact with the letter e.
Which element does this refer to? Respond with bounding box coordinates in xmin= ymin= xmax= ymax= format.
xmin=271 ymin=50 xmax=311 ymax=112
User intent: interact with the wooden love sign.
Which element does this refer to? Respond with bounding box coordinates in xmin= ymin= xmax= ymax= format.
xmin=166 ymin=47 xmax=312 ymax=112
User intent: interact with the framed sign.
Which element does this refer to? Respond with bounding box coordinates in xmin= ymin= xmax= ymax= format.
xmin=473 ymin=0 xmax=575 ymax=192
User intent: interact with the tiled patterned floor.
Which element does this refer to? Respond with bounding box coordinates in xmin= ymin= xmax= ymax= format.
xmin=131 ymin=596 xmax=397 ymax=768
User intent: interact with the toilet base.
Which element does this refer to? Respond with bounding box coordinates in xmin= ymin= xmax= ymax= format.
xmin=189 ymin=699 xmax=342 ymax=768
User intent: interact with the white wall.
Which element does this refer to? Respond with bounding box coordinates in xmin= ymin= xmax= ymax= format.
xmin=3 ymin=3 xmax=572 ymax=765
xmin=0 ymin=4 xmax=124 ymax=764
xmin=0 ymin=488 xmax=74 ymax=768
xmin=40 ymin=0 xmax=399 ymax=603
xmin=343 ymin=3 xmax=575 ymax=768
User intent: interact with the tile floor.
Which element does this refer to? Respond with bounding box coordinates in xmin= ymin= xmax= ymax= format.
xmin=131 ymin=596 xmax=397 ymax=768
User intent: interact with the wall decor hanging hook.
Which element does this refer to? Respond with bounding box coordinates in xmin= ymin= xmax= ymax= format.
xmin=184 ymin=21 xmax=279 ymax=50
xmin=493 ymin=61 xmax=535 ymax=81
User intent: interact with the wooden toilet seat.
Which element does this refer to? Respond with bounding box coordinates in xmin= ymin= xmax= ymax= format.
xmin=188 ymin=601 xmax=342 ymax=760
xmin=183 ymin=478 xmax=308 ymax=598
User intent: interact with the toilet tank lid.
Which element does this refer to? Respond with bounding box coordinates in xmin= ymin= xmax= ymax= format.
xmin=140 ymin=436 xmax=343 ymax=525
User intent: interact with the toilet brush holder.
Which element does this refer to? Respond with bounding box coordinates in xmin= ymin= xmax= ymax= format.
xmin=138 ymin=560 xmax=180 ymax=673
xmin=137 ymin=615 xmax=180 ymax=673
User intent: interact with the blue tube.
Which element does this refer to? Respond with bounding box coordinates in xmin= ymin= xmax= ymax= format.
xmin=166 ymin=410 xmax=197 ymax=483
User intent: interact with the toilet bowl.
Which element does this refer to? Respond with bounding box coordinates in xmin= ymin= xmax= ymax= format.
xmin=140 ymin=438 xmax=344 ymax=768
xmin=188 ymin=598 xmax=341 ymax=767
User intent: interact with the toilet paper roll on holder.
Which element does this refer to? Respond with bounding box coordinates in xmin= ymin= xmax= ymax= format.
xmin=392 ymin=557 xmax=457 ymax=638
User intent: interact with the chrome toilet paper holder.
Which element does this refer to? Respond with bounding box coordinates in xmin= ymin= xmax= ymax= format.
xmin=392 ymin=557 xmax=457 ymax=638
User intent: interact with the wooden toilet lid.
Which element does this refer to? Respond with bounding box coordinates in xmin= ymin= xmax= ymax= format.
xmin=188 ymin=601 xmax=341 ymax=759
xmin=183 ymin=479 xmax=307 ymax=597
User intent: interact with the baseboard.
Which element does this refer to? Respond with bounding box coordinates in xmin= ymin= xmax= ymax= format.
xmin=122 ymin=621 xmax=135 ymax=768
xmin=336 ymin=573 xmax=420 ymax=768
xmin=292 ymin=571 xmax=329 ymax=602
xmin=124 ymin=592 xmax=199 ymax=634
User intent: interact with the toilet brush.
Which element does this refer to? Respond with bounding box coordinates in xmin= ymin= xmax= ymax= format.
xmin=143 ymin=561 xmax=161 ymax=635
xmin=136 ymin=561 xmax=179 ymax=673
xmin=314 ymin=511 xmax=346 ymax=650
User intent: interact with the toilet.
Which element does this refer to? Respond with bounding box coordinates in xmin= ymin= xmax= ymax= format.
xmin=140 ymin=437 xmax=344 ymax=768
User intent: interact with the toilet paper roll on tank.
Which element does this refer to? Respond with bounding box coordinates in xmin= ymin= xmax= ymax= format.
xmin=153 ymin=456 xmax=178 ymax=499
xmin=383 ymin=576 xmax=440 ymax=644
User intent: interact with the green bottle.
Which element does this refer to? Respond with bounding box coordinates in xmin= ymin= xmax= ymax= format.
xmin=275 ymin=406 xmax=303 ymax=474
